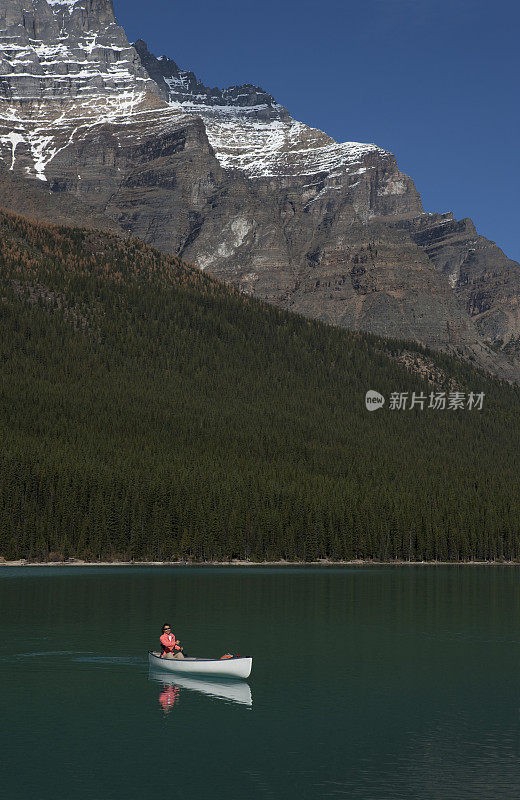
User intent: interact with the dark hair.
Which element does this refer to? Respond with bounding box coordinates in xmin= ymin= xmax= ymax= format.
xmin=162 ymin=623 xmax=171 ymax=633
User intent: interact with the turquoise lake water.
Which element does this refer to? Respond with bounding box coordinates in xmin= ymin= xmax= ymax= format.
xmin=2 ymin=566 xmax=520 ymax=799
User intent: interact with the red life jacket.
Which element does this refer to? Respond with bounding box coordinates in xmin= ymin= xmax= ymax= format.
xmin=160 ymin=632 xmax=180 ymax=656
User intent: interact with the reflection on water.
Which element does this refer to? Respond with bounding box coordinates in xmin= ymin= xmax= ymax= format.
xmin=158 ymin=683 xmax=180 ymax=714
xmin=149 ymin=667 xmax=253 ymax=708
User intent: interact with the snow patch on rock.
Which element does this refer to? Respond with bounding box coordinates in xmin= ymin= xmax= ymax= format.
xmin=167 ymin=98 xmax=384 ymax=181
xmin=230 ymin=216 xmax=253 ymax=247
xmin=197 ymin=217 xmax=254 ymax=270
xmin=378 ymin=177 xmax=407 ymax=196
xmin=2 ymin=131 xmax=24 ymax=169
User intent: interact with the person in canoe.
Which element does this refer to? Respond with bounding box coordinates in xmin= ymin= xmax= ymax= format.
xmin=160 ymin=623 xmax=185 ymax=660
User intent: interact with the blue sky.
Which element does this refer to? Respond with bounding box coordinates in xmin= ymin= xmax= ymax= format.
xmin=115 ymin=0 xmax=519 ymax=262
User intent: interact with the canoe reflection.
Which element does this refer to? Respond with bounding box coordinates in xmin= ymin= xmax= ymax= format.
xmin=149 ymin=667 xmax=252 ymax=708
xmin=158 ymin=683 xmax=180 ymax=714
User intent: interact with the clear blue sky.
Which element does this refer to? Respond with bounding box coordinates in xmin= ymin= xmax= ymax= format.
xmin=115 ymin=0 xmax=520 ymax=262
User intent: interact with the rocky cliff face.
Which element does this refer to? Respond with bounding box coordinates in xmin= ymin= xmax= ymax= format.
xmin=400 ymin=214 xmax=520 ymax=351
xmin=0 ymin=0 xmax=231 ymax=254
xmin=0 ymin=0 xmax=519 ymax=381
xmin=0 ymin=0 xmax=154 ymax=102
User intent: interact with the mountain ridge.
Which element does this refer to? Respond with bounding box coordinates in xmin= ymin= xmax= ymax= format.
xmin=0 ymin=0 xmax=519 ymax=381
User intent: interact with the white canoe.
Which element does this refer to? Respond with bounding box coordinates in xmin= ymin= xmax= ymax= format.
xmin=149 ymin=668 xmax=252 ymax=706
xmin=148 ymin=650 xmax=252 ymax=679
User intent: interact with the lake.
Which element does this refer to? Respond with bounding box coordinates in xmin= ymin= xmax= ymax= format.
xmin=1 ymin=566 xmax=520 ymax=799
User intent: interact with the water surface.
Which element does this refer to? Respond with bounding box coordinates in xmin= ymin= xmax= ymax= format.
xmin=2 ymin=566 xmax=520 ymax=799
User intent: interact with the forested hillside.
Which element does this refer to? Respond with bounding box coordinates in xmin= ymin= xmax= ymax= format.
xmin=1 ymin=210 xmax=519 ymax=562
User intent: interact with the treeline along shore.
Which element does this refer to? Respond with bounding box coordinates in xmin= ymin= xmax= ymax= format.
xmin=1 ymin=211 xmax=520 ymax=563
xmin=4 ymin=561 xmax=520 ymax=567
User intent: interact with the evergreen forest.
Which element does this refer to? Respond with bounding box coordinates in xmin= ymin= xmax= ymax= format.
xmin=1 ymin=210 xmax=520 ymax=562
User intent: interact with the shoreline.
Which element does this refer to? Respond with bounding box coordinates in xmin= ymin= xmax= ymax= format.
xmin=1 ymin=559 xmax=520 ymax=568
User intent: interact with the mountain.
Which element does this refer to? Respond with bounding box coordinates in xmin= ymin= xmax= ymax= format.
xmin=1 ymin=0 xmax=520 ymax=381
xmin=2 ymin=208 xmax=520 ymax=563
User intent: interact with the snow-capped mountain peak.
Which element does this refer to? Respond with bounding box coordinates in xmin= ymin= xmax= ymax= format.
xmin=0 ymin=0 xmax=166 ymax=180
xmin=134 ymin=39 xmax=385 ymax=184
